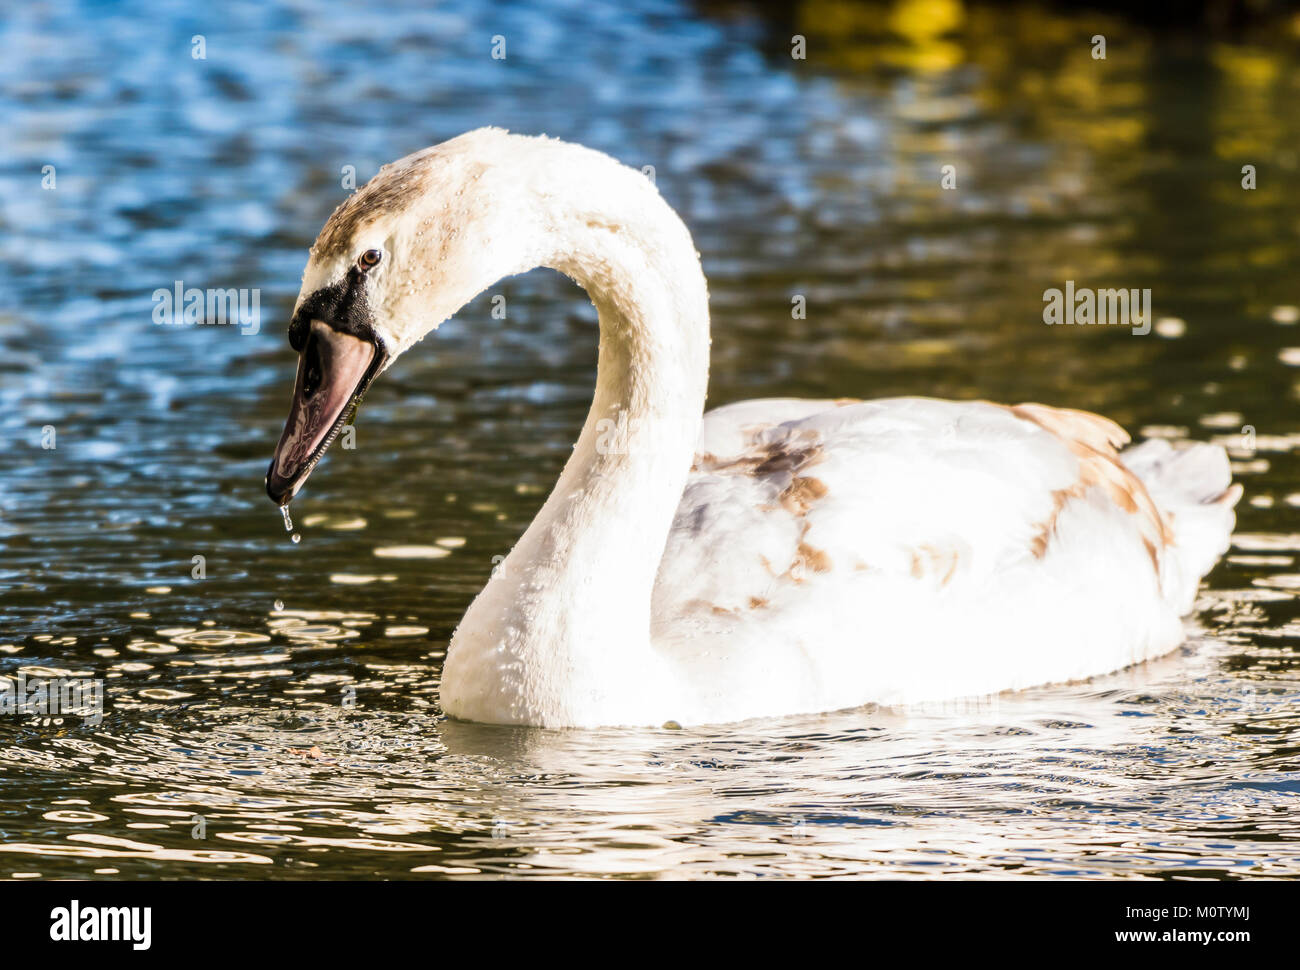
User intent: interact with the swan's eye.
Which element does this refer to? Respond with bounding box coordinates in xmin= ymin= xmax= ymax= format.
xmin=358 ymin=249 xmax=383 ymax=271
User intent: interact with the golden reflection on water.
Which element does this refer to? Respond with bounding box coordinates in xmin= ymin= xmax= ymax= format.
xmin=1 ymin=629 xmax=1298 ymax=878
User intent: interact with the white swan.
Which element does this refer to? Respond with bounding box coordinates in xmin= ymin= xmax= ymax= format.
xmin=266 ymin=128 xmax=1241 ymax=728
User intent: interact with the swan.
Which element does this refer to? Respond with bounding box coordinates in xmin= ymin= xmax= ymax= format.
xmin=266 ymin=128 xmax=1241 ymax=728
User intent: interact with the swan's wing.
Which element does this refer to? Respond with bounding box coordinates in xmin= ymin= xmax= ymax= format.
xmin=657 ymin=396 xmax=1142 ymax=610
xmin=651 ymin=397 xmax=1236 ymax=707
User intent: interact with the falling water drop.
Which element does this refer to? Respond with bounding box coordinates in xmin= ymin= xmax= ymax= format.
xmin=274 ymin=599 xmax=284 ymax=612
xmin=280 ymin=506 xmax=293 ymax=533
xmin=291 ymin=533 xmax=301 ymax=544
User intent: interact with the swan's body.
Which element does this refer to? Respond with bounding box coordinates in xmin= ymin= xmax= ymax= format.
xmin=268 ymin=128 xmax=1240 ymax=728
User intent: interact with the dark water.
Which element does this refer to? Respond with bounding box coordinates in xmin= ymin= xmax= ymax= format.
xmin=2 ymin=0 xmax=1300 ymax=879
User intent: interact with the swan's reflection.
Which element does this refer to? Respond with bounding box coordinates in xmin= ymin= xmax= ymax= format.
xmin=420 ymin=638 xmax=1269 ymax=877
xmin=1 ymin=630 xmax=1292 ymax=878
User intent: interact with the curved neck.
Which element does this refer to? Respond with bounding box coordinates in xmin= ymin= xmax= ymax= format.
xmin=443 ymin=180 xmax=710 ymax=726
xmin=536 ymin=230 xmax=710 ymax=602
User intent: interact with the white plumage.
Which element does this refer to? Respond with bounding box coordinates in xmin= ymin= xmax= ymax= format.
xmin=650 ymin=397 xmax=1238 ymax=723
xmin=281 ymin=129 xmax=1240 ymax=728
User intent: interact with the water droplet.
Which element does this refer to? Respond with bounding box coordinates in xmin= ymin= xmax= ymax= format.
xmin=291 ymin=533 xmax=301 ymax=544
xmin=273 ymin=599 xmax=284 ymax=612
xmin=280 ymin=506 xmax=293 ymax=532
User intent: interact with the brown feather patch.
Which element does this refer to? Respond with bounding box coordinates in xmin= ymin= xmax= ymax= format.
xmin=1008 ymin=403 xmax=1172 ymax=579
xmin=315 ymin=162 xmax=437 ymax=260
xmin=780 ymin=476 xmax=829 ymax=515
xmin=796 ymin=542 xmax=833 ymax=574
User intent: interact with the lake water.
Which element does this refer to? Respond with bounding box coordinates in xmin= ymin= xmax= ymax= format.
xmin=2 ymin=0 xmax=1299 ymax=879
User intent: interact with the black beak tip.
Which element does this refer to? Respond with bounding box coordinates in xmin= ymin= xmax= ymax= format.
xmin=265 ymin=467 xmax=291 ymax=506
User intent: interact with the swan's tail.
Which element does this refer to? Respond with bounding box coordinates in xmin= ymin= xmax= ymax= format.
xmin=1123 ymin=438 xmax=1241 ymax=613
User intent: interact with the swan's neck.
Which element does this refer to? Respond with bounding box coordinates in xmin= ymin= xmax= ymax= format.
xmin=443 ymin=206 xmax=710 ymax=726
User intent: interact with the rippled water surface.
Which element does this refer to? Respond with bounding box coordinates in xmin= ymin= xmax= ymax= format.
xmin=3 ymin=0 xmax=1300 ymax=879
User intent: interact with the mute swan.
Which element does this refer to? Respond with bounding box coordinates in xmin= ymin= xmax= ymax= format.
xmin=266 ymin=128 xmax=1241 ymax=728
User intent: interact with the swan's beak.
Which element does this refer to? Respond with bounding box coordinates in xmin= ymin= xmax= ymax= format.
xmin=266 ymin=321 xmax=381 ymax=506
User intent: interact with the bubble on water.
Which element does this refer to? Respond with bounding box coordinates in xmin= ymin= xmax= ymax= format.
xmin=291 ymin=533 xmax=301 ymax=544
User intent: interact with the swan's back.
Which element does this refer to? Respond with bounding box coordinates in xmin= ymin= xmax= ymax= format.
xmin=650 ymin=397 xmax=1239 ymax=722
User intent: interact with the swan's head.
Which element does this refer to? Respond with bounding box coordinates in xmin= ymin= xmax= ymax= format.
xmin=266 ymin=128 xmax=545 ymax=506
